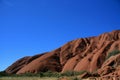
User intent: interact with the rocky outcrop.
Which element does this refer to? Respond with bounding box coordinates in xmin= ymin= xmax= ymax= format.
xmin=97 ymin=54 xmax=120 ymax=77
xmin=5 ymin=30 xmax=120 ymax=77
xmin=6 ymin=54 xmax=44 ymax=74
xmin=16 ymin=50 xmax=62 ymax=74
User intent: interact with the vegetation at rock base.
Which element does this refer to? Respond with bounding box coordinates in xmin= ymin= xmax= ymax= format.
xmin=0 ymin=70 xmax=89 ymax=80
xmin=61 ymin=70 xmax=87 ymax=77
xmin=106 ymin=50 xmax=120 ymax=60
xmin=0 ymin=71 xmax=9 ymax=76
xmin=0 ymin=70 xmax=87 ymax=78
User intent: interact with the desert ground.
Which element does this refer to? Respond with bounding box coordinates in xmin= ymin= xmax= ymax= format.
xmin=0 ymin=77 xmax=58 ymax=80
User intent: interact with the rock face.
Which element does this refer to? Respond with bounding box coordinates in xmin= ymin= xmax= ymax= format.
xmin=6 ymin=54 xmax=44 ymax=74
xmin=5 ymin=30 xmax=120 ymax=77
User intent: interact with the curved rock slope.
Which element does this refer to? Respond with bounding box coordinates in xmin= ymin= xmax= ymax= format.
xmin=5 ymin=30 xmax=120 ymax=76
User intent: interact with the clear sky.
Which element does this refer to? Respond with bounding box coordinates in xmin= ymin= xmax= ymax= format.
xmin=0 ymin=0 xmax=120 ymax=71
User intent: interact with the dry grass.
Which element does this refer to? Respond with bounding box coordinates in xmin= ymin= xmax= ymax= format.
xmin=0 ymin=77 xmax=58 ymax=80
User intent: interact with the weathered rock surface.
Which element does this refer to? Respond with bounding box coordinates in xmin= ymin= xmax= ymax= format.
xmin=98 ymin=54 xmax=120 ymax=77
xmin=5 ymin=30 xmax=120 ymax=77
xmin=6 ymin=54 xmax=44 ymax=74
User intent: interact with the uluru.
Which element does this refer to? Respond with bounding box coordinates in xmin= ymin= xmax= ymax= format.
xmin=5 ymin=30 xmax=120 ymax=76
xmin=5 ymin=30 xmax=120 ymax=78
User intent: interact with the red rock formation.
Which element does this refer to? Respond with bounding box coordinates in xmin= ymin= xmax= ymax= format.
xmin=5 ymin=30 xmax=120 ymax=77
xmin=6 ymin=54 xmax=44 ymax=74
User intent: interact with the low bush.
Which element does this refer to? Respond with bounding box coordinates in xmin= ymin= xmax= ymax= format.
xmin=72 ymin=77 xmax=79 ymax=80
xmin=106 ymin=50 xmax=120 ymax=60
xmin=0 ymin=71 xmax=8 ymax=76
xmin=40 ymin=71 xmax=61 ymax=77
xmin=61 ymin=70 xmax=87 ymax=77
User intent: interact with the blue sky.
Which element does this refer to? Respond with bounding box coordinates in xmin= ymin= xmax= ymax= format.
xmin=0 ymin=0 xmax=120 ymax=71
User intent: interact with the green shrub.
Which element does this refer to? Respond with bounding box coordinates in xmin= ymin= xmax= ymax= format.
xmin=38 ymin=71 xmax=61 ymax=77
xmin=61 ymin=70 xmax=87 ymax=77
xmin=77 ymin=70 xmax=87 ymax=75
xmin=51 ymin=72 xmax=61 ymax=78
xmin=18 ymin=71 xmax=57 ymax=77
xmin=41 ymin=71 xmax=60 ymax=77
xmin=69 ymin=77 xmax=83 ymax=80
xmin=0 ymin=71 xmax=19 ymax=77
xmin=106 ymin=50 xmax=120 ymax=60
xmin=44 ymin=71 xmax=55 ymax=77
xmin=72 ymin=77 xmax=79 ymax=80
xmin=61 ymin=71 xmax=74 ymax=76
xmin=0 ymin=71 xmax=8 ymax=76
xmin=21 ymin=73 xmax=38 ymax=77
